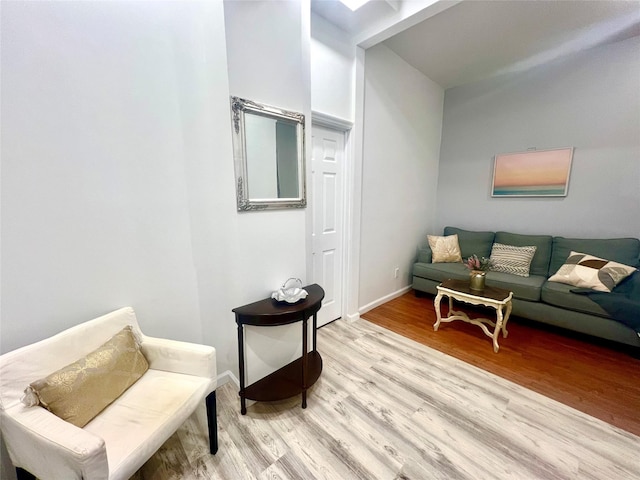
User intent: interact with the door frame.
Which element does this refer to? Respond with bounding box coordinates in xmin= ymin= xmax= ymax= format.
xmin=309 ymin=111 xmax=354 ymax=325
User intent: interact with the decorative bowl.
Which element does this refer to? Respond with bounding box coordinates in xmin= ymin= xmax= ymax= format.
xmin=272 ymin=278 xmax=308 ymax=303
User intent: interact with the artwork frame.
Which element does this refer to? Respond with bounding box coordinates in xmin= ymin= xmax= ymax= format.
xmin=491 ymin=147 xmax=574 ymax=197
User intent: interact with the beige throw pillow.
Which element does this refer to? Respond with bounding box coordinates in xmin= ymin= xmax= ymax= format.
xmin=548 ymin=251 xmax=637 ymax=292
xmin=23 ymin=325 xmax=149 ymax=427
xmin=428 ymin=234 xmax=462 ymax=263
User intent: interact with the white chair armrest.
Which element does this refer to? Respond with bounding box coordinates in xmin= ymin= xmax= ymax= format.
xmin=1 ymin=406 xmax=108 ymax=480
xmin=140 ymin=336 xmax=216 ymax=382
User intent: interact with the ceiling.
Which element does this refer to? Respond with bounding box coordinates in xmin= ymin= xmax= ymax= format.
xmin=311 ymin=0 xmax=640 ymax=89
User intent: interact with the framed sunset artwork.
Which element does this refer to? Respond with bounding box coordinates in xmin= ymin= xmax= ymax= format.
xmin=491 ymin=148 xmax=574 ymax=197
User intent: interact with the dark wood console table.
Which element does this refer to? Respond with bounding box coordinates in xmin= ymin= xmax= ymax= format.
xmin=233 ymin=284 xmax=325 ymax=415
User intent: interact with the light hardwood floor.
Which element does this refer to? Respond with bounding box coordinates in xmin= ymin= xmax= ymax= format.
xmin=131 ymin=318 xmax=640 ymax=479
xmin=363 ymin=292 xmax=640 ymax=437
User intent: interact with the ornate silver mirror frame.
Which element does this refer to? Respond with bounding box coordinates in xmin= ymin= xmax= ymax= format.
xmin=230 ymin=96 xmax=306 ymax=211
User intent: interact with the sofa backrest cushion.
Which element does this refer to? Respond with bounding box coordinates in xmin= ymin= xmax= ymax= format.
xmin=550 ymin=237 xmax=640 ymax=276
xmin=495 ymin=231 xmax=553 ymax=277
xmin=444 ymin=226 xmax=495 ymax=260
xmin=0 ymin=307 xmax=141 ymax=411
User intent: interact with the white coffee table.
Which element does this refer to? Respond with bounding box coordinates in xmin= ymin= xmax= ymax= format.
xmin=434 ymin=279 xmax=514 ymax=353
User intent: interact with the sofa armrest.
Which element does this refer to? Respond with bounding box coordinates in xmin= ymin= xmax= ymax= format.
xmin=1 ymin=406 xmax=108 ymax=480
xmin=140 ymin=336 xmax=216 ymax=382
xmin=417 ymin=247 xmax=432 ymax=264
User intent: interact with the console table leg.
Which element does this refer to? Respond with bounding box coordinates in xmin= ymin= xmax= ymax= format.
xmin=237 ymin=322 xmax=247 ymax=415
xmin=302 ymin=317 xmax=308 ymax=409
xmin=312 ymin=313 xmax=318 ymax=351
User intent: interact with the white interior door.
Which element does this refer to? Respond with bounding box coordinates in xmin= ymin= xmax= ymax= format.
xmin=312 ymin=125 xmax=345 ymax=327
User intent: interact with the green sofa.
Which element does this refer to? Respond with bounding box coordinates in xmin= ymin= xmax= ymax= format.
xmin=412 ymin=226 xmax=640 ymax=348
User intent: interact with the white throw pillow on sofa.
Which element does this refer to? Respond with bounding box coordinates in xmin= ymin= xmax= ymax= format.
xmin=490 ymin=243 xmax=537 ymax=277
xmin=428 ymin=234 xmax=462 ymax=263
xmin=548 ymin=251 xmax=636 ymax=292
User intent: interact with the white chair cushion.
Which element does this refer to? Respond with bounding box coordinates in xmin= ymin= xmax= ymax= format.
xmin=84 ymin=370 xmax=211 ymax=480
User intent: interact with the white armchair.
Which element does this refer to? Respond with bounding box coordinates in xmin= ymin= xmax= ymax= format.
xmin=0 ymin=307 xmax=217 ymax=480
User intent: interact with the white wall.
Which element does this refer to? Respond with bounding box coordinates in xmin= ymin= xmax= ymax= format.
xmin=359 ymin=44 xmax=444 ymax=310
xmin=1 ymin=1 xmax=232 ymax=352
xmin=0 ymin=0 xmax=317 ymax=389
xmin=436 ymin=36 xmax=640 ymax=239
xmin=164 ymin=2 xmax=240 ymax=378
xmin=310 ymin=12 xmax=355 ymax=121
xmin=1 ymin=1 xmax=238 ymax=475
xmin=224 ymin=0 xmax=311 ymax=384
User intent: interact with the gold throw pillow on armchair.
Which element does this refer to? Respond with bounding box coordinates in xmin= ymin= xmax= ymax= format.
xmin=23 ymin=325 xmax=149 ymax=427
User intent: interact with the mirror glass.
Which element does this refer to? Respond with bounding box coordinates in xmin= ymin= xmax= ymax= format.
xmin=231 ymin=97 xmax=306 ymax=211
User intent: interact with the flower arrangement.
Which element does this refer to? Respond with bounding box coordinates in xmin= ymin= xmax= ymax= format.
xmin=464 ymin=254 xmax=492 ymax=272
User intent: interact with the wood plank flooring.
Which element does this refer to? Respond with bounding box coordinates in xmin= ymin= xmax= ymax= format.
xmin=130 ymin=316 xmax=640 ymax=479
xmin=362 ymin=291 xmax=640 ymax=437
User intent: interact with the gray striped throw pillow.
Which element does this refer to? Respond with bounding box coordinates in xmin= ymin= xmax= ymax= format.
xmin=490 ymin=243 xmax=537 ymax=277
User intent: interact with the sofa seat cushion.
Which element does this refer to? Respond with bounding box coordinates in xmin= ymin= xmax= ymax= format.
xmin=413 ymin=262 xmax=469 ymax=282
xmin=541 ymin=281 xmax=610 ymax=318
xmin=484 ymin=271 xmax=546 ymax=302
xmin=83 ymin=369 xmax=210 ymax=480
xmin=413 ymin=262 xmax=545 ymax=301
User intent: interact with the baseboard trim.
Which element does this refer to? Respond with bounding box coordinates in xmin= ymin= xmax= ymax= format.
xmin=217 ymin=370 xmax=239 ymax=388
xmin=359 ymin=286 xmax=412 ymax=316
xmin=345 ymin=312 xmax=360 ymax=323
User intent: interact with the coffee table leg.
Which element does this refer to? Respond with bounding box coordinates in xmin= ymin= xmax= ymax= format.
xmin=434 ymin=292 xmax=443 ymax=331
xmin=493 ymin=306 xmax=504 ymax=353
xmin=502 ymin=301 xmax=512 ymax=338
